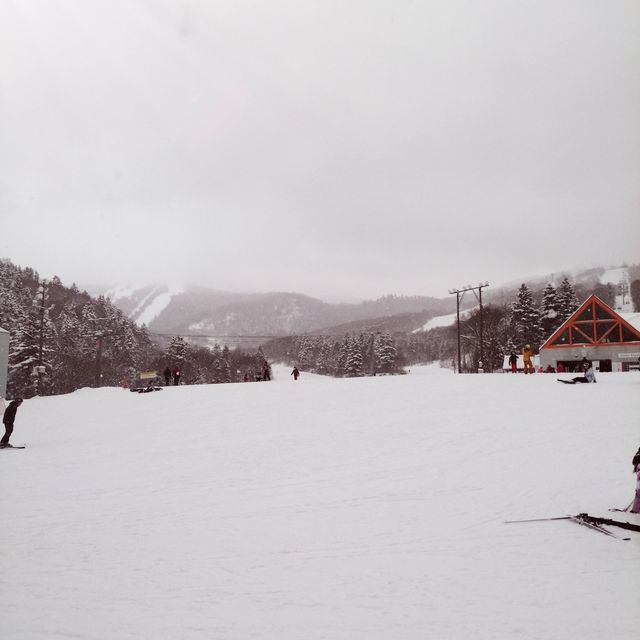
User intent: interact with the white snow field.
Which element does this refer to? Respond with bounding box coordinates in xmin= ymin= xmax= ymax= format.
xmin=2 ymin=368 xmax=639 ymax=640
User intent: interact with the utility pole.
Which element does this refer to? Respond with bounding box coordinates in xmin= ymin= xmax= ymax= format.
xmin=448 ymin=282 xmax=490 ymax=373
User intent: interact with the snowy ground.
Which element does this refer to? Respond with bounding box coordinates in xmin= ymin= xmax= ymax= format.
xmin=2 ymin=368 xmax=639 ymax=639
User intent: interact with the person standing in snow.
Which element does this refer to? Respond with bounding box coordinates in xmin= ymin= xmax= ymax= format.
xmin=1 ymin=398 xmax=23 ymax=448
xmin=522 ymin=344 xmax=534 ymax=374
xmin=631 ymin=447 xmax=640 ymax=513
xmin=508 ymin=352 xmax=518 ymax=373
xmin=262 ymin=360 xmax=271 ymax=382
xmin=291 ymin=367 xmax=300 ymax=381
xmin=163 ymin=366 xmax=172 ymax=386
xmin=173 ymin=367 xmax=182 ymax=386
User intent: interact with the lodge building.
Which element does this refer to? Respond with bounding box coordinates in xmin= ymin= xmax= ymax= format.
xmin=539 ymin=295 xmax=640 ymax=373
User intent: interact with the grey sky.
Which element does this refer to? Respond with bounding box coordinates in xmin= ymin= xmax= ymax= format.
xmin=1 ymin=0 xmax=639 ymax=302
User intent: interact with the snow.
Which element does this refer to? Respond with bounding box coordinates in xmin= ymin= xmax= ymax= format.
xmin=2 ymin=371 xmax=640 ymax=639
xmin=136 ymin=282 xmax=185 ymax=327
xmin=414 ymin=307 xmax=477 ymax=332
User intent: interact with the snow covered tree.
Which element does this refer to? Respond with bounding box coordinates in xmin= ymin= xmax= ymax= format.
xmin=556 ymin=277 xmax=578 ymax=323
xmin=374 ymin=332 xmax=397 ymax=374
xmin=167 ymin=336 xmax=188 ymax=364
xmin=344 ymin=335 xmax=363 ymax=377
xmin=541 ymin=282 xmax=560 ymax=335
xmin=510 ymin=284 xmax=543 ymax=351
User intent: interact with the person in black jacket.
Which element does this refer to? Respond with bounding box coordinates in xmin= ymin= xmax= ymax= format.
xmin=1 ymin=398 xmax=23 ymax=448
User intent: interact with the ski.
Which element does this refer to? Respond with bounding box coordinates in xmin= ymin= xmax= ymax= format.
xmin=505 ymin=513 xmax=631 ymax=540
xmin=577 ymin=513 xmax=640 ymax=534
xmin=0 ymin=445 xmax=26 ymax=449
xmin=569 ymin=514 xmax=629 ymax=540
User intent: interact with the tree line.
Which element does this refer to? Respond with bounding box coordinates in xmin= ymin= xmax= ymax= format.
xmin=0 ymin=260 xmax=270 ymax=398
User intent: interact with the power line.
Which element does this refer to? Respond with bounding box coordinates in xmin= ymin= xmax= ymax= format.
xmin=448 ymin=282 xmax=489 ymax=373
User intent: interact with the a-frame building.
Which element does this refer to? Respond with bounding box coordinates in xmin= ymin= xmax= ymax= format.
xmin=540 ymin=294 xmax=640 ymax=372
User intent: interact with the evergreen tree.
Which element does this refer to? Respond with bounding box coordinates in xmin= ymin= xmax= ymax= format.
xmin=344 ymin=335 xmax=363 ymax=377
xmin=510 ymin=284 xmax=543 ymax=350
xmin=541 ymin=282 xmax=560 ymax=335
xmin=167 ymin=336 xmax=188 ymax=365
xmin=374 ymin=332 xmax=397 ymax=373
xmin=556 ymin=277 xmax=578 ymax=323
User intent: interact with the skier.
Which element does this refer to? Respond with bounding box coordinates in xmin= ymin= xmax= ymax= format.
xmin=557 ymin=363 xmax=597 ymax=384
xmin=291 ymin=366 xmax=300 ymax=381
xmin=522 ymin=344 xmax=534 ymax=374
xmin=508 ymin=351 xmax=518 ymax=373
xmin=173 ymin=367 xmax=182 ymax=386
xmin=1 ymin=398 xmax=23 ymax=448
xmin=631 ymin=447 xmax=640 ymax=513
xmin=262 ymin=360 xmax=271 ymax=382
xmin=163 ymin=366 xmax=172 ymax=386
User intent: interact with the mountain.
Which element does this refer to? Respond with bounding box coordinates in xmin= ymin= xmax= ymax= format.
xmin=98 ymin=284 xmax=461 ymax=341
xmin=91 ymin=262 xmax=639 ymax=344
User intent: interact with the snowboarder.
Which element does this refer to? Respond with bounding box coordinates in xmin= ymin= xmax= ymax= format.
xmin=173 ymin=367 xmax=182 ymax=386
xmin=291 ymin=367 xmax=300 ymax=381
xmin=508 ymin=352 xmax=518 ymax=373
xmin=522 ymin=345 xmax=534 ymax=374
xmin=631 ymin=447 xmax=640 ymax=513
xmin=557 ymin=363 xmax=597 ymax=384
xmin=163 ymin=366 xmax=172 ymax=386
xmin=1 ymin=398 xmax=23 ymax=448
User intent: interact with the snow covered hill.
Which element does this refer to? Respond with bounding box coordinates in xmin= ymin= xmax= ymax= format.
xmin=2 ymin=370 xmax=639 ymax=639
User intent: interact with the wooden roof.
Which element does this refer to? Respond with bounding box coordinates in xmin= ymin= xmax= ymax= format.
xmin=541 ymin=294 xmax=640 ymax=350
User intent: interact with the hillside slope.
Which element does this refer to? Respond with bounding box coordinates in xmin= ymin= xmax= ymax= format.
xmin=2 ymin=369 xmax=639 ymax=639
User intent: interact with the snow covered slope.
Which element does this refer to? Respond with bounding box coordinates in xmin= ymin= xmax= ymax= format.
xmin=2 ymin=371 xmax=639 ymax=639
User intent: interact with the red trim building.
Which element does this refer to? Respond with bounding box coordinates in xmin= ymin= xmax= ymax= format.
xmin=540 ymin=295 xmax=640 ymax=372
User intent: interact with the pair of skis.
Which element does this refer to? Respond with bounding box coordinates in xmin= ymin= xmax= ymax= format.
xmin=505 ymin=512 xmax=640 ymax=541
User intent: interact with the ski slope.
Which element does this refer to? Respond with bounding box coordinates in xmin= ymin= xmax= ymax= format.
xmin=1 ymin=369 xmax=639 ymax=639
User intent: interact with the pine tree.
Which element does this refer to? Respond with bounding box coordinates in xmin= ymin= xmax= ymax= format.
xmin=167 ymin=336 xmax=188 ymax=364
xmin=374 ymin=332 xmax=397 ymax=374
xmin=344 ymin=335 xmax=363 ymax=377
xmin=557 ymin=277 xmax=578 ymax=323
xmin=510 ymin=284 xmax=543 ymax=350
xmin=541 ymin=282 xmax=560 ymax=335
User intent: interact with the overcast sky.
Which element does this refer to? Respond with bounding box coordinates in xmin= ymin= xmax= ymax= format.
xmin=1 ymin=0 xmax=639 ymax=302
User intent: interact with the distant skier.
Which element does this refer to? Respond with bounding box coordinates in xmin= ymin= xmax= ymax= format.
xmin=291 ymin=367 xmax=300 ymax=381
xmin=508 ymin=352 xmax=518 ymax=373
xmin=631 ymin=447 xmax=640 ymax=513
xmin=557 ymin=363 xmax=597 ymax=384
xmin=1 ymin=398 xmax=23 ymax=448
xmin=173 ymin=367 xmax=182 ymax=386
xmin=522 ymin=345 xmax=534 ymax=374
xmin=262 ymin=360 xmax=271 ymax=382
xmin=163 ymin=366 xmax=172 ymax=386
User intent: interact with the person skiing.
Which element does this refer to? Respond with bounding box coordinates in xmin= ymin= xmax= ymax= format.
xmin=508 ymin=351 xmax=518 ymax=373
xmin=163 ymin=366 xmax=172 ymax=386
xmin=173 ymin=367 xmax=182 ymax=386
xmin=262 ymin=360 xmax=271 ymax=382
xmin=557 ymin=363 xmax=597 ymax=384
xmin=291 ymin=366 xmax=300 ymax=381
xmin=631 ymin=447 xmax=640 ymax=513
xmin=522 ymin=344 xmax=534 ymax=374
xmin=1 ymin=398 xmax=23 ymax=448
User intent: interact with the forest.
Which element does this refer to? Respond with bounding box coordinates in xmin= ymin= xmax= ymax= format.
xmin=1 ymin=257 xmax=635 ymax=397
